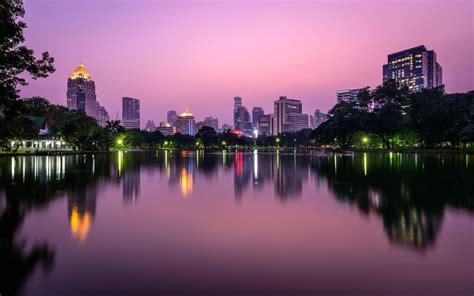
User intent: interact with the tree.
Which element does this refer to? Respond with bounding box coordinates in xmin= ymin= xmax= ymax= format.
xmin=195 ymin=126 xmax=218 ymax=149
xmin=367 ymin=80 xmax=409 ymax=148
xmin=0 ymin=0 xmax=55 ymax=149
xmin=312 ymin=100 xmax=365 ymax=149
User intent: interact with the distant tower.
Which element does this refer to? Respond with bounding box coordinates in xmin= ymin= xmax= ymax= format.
xmin=252 ymin=107 xmax=264 ymax=128
xmin=122 ymin=97 xmax=140 ymax=130
xmin=167 ymin=110 xmax=178 ymax=126
xmin=67 ymin=64 xmax=98 ymax=119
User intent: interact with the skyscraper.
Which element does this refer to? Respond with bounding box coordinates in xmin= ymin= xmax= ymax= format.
xmin=273 ymin=96 xmax=308 ymax=134
xmin=382 ymin=45 xmax=443 ymax=92
xmin=252 ymin=107 xmax=264 ymax=128
xmin=67 ymin=64 xmax=98 ymax=119
xmin=257 ymin=114 xmax=273 ymax=136
xmin=167 ymin=110 xmax=178 ymax=126
xmin=122 ymin=97 xmax=140 ymax=130
xmin=233 ymin=96 xmax=252 ymax=135
xmin=175 ymin=108 xmax=196 ymax=135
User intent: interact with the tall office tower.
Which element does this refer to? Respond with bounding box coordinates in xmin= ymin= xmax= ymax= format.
xmin=233 ymin=96 xmax=251 ymax=134
xmin=382 ymin=45 xmax=443 ymax=92
xmin=314 ymin=109 xmax=328 ymax=128
xmin=122 ymin=97 xmax=140 ymax=130
xmin=145 ymin=120 xmax=156 ymax=132
xmin=252 ymin=107 xmax=264 ymax=128
xmin=273 ymin=96 xmax=308 ymax=134
xmin=257 ymin=114 xmax=273 ymax=136
xmin=167 ymin=110 xmax=178 ymax=126
xmin=67 ymin=64 xmax=98 ymax=119
xmin=96 ymin=104 xmax=109 ymax=127
xmin=175 ymin=108 xmax=196 ymax=135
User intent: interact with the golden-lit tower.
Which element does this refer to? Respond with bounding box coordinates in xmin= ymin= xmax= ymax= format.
xmin=67 ymin=63 xmax=98 ymax=119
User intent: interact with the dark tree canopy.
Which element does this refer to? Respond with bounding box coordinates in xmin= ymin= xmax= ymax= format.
xmin=0 ymin=0 xmax=55 ymax=148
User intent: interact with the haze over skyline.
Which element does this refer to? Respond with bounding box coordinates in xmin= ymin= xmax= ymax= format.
xmin=20 ymin=0 xmax=473 ymax=126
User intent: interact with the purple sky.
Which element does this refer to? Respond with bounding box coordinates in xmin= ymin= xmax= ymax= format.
xmin=21 ymin=0 xmax=473 ymax=126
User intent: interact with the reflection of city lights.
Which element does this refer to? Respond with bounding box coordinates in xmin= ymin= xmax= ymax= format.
xmin=363 ymin=153 xmax=367 ymax=176
xmin=235 ymin=152 xmax=243 ymax=176
xmin=253 ymin=150 xmax=259 ymax=180
xmin=70 ymin=207 xmax=91 ymax=242
xmin=11 ymin=157 xmax=15 ymax=179
xmin=180 ymin=168 xmax=193 ymax=198
xmin=117 ymin=151 xmax=124 ymax=176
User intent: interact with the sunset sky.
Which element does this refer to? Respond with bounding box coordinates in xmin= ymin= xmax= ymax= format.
xmin=21 ymin=0 xmax=473 ymax=126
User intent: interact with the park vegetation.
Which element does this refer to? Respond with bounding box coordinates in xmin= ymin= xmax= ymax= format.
xmin=1 ymin=0 xmax=473 ymax=153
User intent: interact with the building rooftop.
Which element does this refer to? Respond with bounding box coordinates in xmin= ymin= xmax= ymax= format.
xmin=70 ymin=63 xmax=91 ymax=80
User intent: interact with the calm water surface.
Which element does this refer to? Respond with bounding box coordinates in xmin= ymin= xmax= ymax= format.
xmin=0 ymin=151 xmax=473 ymax=296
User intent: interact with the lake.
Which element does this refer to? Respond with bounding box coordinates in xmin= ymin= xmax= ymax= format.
xmin=0 ymin=151 xmax=473 ymax=295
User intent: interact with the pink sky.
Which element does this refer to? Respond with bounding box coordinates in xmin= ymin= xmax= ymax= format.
xmin=21 ymin=0 xmax=473 ymax=126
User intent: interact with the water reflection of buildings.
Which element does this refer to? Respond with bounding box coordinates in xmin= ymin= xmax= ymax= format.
xmin=384 ymin=209 xmax=442 ymax=249
xmin=116 ymin=151 xmax=141 ymax=204
xmin=232 ymin=151 xmax=307 ymax=201
xmin=310 ymin=153 xmax=466 ymax=250
xmin=159 ymin=150 xmax=196 ymax=198
xmin=67 ymin=187 xmax=97 ymax=242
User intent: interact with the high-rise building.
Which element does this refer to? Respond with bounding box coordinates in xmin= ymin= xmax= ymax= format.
xmin=122 ymin=97 xmax=140 ymax=130
xmin=145 ymin=120 xmax=156 ymax=132
xmin=314 ymin=109 xmax=328 ymax=128
xmin=337 ymin=89 xmax=362 ymax=103
xmin=257 ymin=114 xmax=273 ymax=136
xmin=67 ymin=64 xmax=98 ymax=119
xmin=382 ymin=45 xmax=443 ymax=92
xmin=252 ymin=107 xmax=264 ymax=128
xmin=233 ymin=96 xmax=252 ymax=135
xmin=175 ymin=108 xmax=196 ymax=135
xmin=167 ymin=110 xmax=178 ymax=126
xmin=273 ymin=96 xmax=308 ymax=134
xmin=96 ymin=104 xmax=109 ymax=127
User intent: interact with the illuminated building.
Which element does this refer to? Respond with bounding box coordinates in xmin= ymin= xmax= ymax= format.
xmin=233 ymin=96 xmax=252 ymax=135
xmin=273 ymin=96 xmax=308 ymax=134
xmin=337 ymin=89 xmax=362 ymax=103
xmin=67 ymin=64 xmax=102 ymax=120
xmin=175 ymin=108 xmax=196 ymax=135
xmin=122 ymin=97 xmax=140 ymax=130
xmin=382 ymin=45 xmax=443 ymax=92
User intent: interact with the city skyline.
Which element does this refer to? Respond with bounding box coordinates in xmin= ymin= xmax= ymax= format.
xmin=19 ymin=1 xmax=473 ymax=126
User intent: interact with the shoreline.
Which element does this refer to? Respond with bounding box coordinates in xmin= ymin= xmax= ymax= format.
xmin=1 ymin=147 xmax=474 ymax=157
